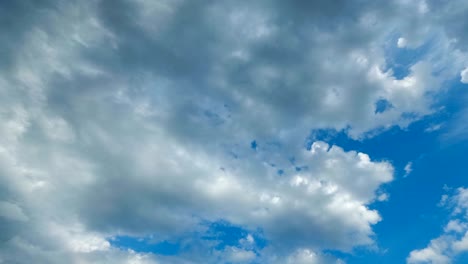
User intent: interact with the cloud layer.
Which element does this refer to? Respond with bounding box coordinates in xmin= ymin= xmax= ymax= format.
xmin=1 ymin=0 xmax=468 ymax=263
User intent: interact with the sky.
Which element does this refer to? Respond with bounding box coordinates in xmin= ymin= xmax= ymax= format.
xmin=1 ymin=0 xmax=468 ymax=263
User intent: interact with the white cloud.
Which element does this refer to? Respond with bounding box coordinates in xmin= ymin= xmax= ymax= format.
xmin=224 ymin=247 xmax=256 ymax=263
xmin=407 ymin=237 xmax=451 ymax=264
xmin=425 ymin=123 xmax=443 ymax=133
xmin=279 ymin=248 xmax=344 ymax=264
xmin=461 ymin=67 xmax=468 ymax=84
xmin=452 ymin=232 xmax=468 ymax=252
xmin=398 ymin=37 xmax=408 ymax=48
xmin=444 ymin=220 xmax=467 ymax=233
xmin=404 ymin=162 xmax=413 ymax=177
xmin=239 ymin=234 xmax=255 ymax=247
xmin=377 ymin=193 xmax=390 ymax=202
xmin=287 ymin=249 xmax=321 ymax=264
xmin=407 ymin=188 xmax=468 ymax=264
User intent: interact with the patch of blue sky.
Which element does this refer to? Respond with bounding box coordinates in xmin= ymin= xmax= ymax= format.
xmin=375 ymin=99 xmax=394 ymax=114
xmin=109 ymin=236 xmax=180 ymax=256
xmin=454 ymin=253 xmax=468 ymax=264
xmin=250 ymin=140 xmax=257 ymax=150
xmin=201 ymin=220 xmax=267 ymax=251
xmin=383 ymin=33 xmax=433 ymax=80
xmin=109 ymin=220 xmax=267 ymax=257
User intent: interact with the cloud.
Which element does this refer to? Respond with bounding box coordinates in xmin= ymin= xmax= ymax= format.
xmin=1 ymin=0 xmax=468 ymax=263
xmin=404 ymin=162 xmax=413 ymax=177
xmin=425 ymin=123 xmax=443 ymax=133
xmin=407 ymin=237 xmax=451 ymax=264
xmin=442 ymin=104 xmax=468 ymax=142
xmin=407 ymin=188 xmax=468 ymax=264
xmin=0 ymin=201 xmax=28 ymax=222
xmin=284 ymin=248 xmax=337 ymax=264
xmin=224 ymin=247 xmax=256 ymax=263
xmin=398 ymin=37 xmax=408 ymax=48
xmin=461 ymin=67 xmax=468 ymax=84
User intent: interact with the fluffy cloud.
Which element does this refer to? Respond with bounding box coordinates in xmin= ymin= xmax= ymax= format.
xmin=407 ymin=188 xmax=468 ymax=264
xmin=397 ymin=37 xmax=408 ymax=48
xmin=407 ymin=237 xmax=451 ymax=264
xmin=282 ymin=248 xmax=345 ymax=264
xmin=1 ymin=0 xmax=468 ymax=263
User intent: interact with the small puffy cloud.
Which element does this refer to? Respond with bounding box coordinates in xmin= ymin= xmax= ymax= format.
xmin=404 ymin=162 xmax=413 ymax=177
xmin=377 ymin=193 xmax=390 ymax=202
xmin=398 ymin=37 xmax=408 ymax=48
xmin=461 ymin=67 xmax=468 ymax=84
xmin=239 ymin=234 xmax=255 ymax=248
xmin=425 ymin=123 xmax=443 ymax=133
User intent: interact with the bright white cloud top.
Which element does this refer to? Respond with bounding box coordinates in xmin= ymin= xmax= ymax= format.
xmin=1 ymin=0 xmax=468 ymax=263
xmin=461 ymin=67 xmax=468 ymax=84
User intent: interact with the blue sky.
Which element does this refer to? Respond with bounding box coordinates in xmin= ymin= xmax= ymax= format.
xmin=1 ymin=1 xmax=468 ymax=263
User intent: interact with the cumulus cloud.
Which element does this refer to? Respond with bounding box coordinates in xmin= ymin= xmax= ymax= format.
xmin=407 ymin=188 xmax=468 ymax=264
xmin=1 ymin=0 xmax=468 ymax=263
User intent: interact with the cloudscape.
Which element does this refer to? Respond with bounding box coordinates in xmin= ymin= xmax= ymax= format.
xmin=1 ymin=0 xmax=468 ymax=263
